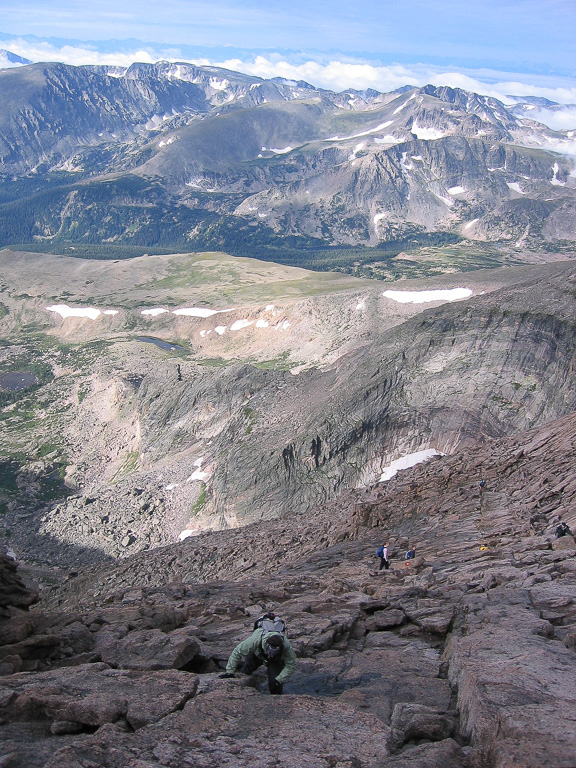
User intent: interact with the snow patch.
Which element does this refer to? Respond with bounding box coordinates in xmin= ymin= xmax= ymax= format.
xmin=145 ymin=115 xmax=164 ymax=130
xmin=186 ymin=457 xmax=209 ymax=482
xmin=141 ymin=308 xmax=169 ymax=316
xmin=507 ymin=182 xmax=525 ymax=194
xmin=326 ymin=120 xmax=394 ymax=142
xmin=448 ymin=186 xmax=465 ymax=195
xmin=158 ymin=137 xmax=175 ymax=148
xmin=103 ymin=310 xmax=119 ymax=316
xmin=383 ymin=288 xmax=472 ymax=304
xmin=393 ymin=99 xmax=410 ymax=115
xmin=400 ymin=151 xmax=413 ymax=171
xmin=551 ymin=162 xmax=565 ymax=186
xmin=349 ymin=141 xmax=365 ymax=160
xmin=379 ymin=449 xmax=441 ymax=482
xmin=230 ymin=319 xmax=254 ymax=331
xmin=434 ymin=193 xmax=454 ymax=207
xmin=255 ymin=318 xmax=269 ymax=328
xmin=47 ymin=305 xmax=101 ymax=320
xmin=172 ymin=307 xmax=234 ymax=318
xmin=270 ymin=146 xmax=293 ymax=154
xmin=411 ymin=124 xmax=446 ymax=140
xmin=209 ymin=77 xmax=229 ymax=91
xmin=464 ymin=218 xmax=479 ymax=230
xmin=374 ymin=135 xmax=402 ymax=144
xmin=214 ymin=326 xmax=227 ymax=335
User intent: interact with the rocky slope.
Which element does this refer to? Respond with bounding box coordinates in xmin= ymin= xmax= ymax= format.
xmin=1 ymin=408 xmax=575 ymax=767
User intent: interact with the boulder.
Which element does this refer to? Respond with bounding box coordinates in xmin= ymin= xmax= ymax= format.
xmin=43 ymin=688 xmax=392 ymax=768
xmin=0 ymin=553 xmax=38 ymax=618
xmin=384 ymin=739 xmax=466 ymax=767
xmin=96 ymin=627 xmax=200 ymax=670
xmin=365 ymin=608 xmax=405 ymax=631
xmin=389 ymin=702 xmax=456 ymax=748
xmin=0 ymin=663 xmax=199 ymax=730
xmin=552 ymin=535 xmax=575 ymax=551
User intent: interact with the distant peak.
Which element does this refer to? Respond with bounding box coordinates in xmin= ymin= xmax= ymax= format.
xmin=0 ymin=49 xmax=32 ymax=67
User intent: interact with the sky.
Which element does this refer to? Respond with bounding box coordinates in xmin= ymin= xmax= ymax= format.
xmin=1 ymin=0 xmax=575 ymax=122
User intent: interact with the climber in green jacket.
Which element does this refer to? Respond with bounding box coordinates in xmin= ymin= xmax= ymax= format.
xmin=220 ymin=627 xmax=297 ymax=694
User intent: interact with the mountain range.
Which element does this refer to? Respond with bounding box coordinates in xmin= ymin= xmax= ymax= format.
xmin=0 ymin=60 xmax=575 ymax=273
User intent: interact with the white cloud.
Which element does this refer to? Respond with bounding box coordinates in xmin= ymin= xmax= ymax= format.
xmin=425 ymin=70 xmax=576 ymax=107
xmin=0 ymin=37 xmax=156 ymax=67
xmin=2 ymin=38 xmax=576 ymax=122
xmin=194 ymin=56 xmax=576 ymax=111
xmin=528 ymin=107 xmax=576 ymax=131
xmin=216 ymin=55 xmax=421 ymax=93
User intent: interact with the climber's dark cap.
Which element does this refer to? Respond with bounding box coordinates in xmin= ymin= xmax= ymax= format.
xmin=266 ymin=635 xmax=283 ymax=656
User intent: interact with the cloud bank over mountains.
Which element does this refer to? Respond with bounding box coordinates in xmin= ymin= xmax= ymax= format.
xmin=2 ymin=35 xmax=576 ymax=118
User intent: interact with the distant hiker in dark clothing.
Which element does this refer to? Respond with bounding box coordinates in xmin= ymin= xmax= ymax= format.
xmin=377 ymin=542 xmax=390 ymax=570
xmin=220 ymin=625 xmax=296 ymax=695
xmin=479 ymin=479 xmax=486 ymax=492
xmin=556 ymin=521 xmax=573 ymax=538
xmin=404 ymin=546 xmax=416 ymax=566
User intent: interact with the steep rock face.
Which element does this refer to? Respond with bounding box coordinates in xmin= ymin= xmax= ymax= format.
xmin=0 ymin=61 xmax=358 ymax=179
xmin=0 ymin=62 xmax=210 ymax=174
xmin=199 ymin=263 xmax=576 ymax=527
xmin=233 ymin=134 xmax=572 ymax=246
xmin=2 ymin=410 xmax=576 ymax=767
xmin=22 ymin=261 xmax=576 ymax=564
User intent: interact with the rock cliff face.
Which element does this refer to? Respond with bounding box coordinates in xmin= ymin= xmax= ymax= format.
xmin=47 ymin=262 xmax=576 ymax=546
xmin=1 ymin=408 xmax=575 ymax=767
xmin=4 ymin=257 xmax=576 ymax=566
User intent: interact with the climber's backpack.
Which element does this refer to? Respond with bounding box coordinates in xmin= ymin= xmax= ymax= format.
xmin=377 ymin=546 xmax=384 ymax=558
xmin=254 ymin=612 xmax=286 ymax=635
